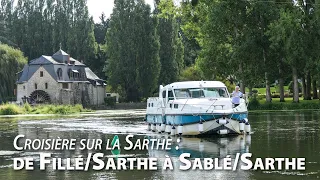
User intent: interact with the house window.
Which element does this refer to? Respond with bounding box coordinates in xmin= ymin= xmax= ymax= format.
xmin=68 ymin=69 xmax=73 ymax=79
xmin=62 ymin=83 xmax=68 ymax=89
xmin=57 ymin=68 xmax=63 ymax=80
xmin=35 ymin=83 xmax=37 ymax=89
xmin=40 ymin=71 xmax=43 ymax=77
xmin=23 ymin=86 xmax=25 ymax=90
xmin=45 ymin=83 xmax=48 ymax=89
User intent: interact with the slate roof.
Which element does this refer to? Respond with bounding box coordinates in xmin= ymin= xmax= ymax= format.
xmin=29 ymin=55 xmax=62 ymax=65
xmin=16 ymin=49 xmax=105 ymax=85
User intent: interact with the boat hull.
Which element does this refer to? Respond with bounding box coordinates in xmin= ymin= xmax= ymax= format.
xmin=146 ymin=113 xmax=248 ymax=136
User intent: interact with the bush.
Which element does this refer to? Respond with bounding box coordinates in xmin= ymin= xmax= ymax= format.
xmin=248 ymin=99 xmax=320 ymax=111
xmin=271 ymin=93 xmax=280 ymax=98
xmin=23 ymin=103 xmax=32 ymax=112
xmin=0 ymin=104 xmax=22 ymax=115
xmin=252 ymin=89 xmax=258 ymax=94
xmin=105 ymin=97 xmax=116 ymax=107
xmin=248 ymin=94 xmax=260 ymax=110
xmin=0 ymin=104 xmax=89 ymax=115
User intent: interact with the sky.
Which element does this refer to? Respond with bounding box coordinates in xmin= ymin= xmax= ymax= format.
xmin=87 ymin=0 xmax=155 ymax=22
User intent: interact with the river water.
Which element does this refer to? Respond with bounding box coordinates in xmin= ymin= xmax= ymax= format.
xmin=0 ymin=110 xmax=319 ymax=180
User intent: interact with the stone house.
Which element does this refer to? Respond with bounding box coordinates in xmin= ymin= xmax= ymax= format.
xmin=16 ymin=49 xmax=106 ymax=106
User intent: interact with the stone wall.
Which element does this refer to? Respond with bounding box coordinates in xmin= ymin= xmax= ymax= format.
xmin=17 ymin=66 xmax=60 ymax=103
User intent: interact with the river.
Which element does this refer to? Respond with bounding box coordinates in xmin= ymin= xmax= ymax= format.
xmin=0 ymin=110 xmax=319 ymax=180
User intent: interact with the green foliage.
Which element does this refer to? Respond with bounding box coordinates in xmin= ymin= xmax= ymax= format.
xmin=104 ymin=97 xmax=116 ymax=107
xmin=0 ymin=104 xmax=22 ymax=115
xmin=179 ymin=65 xmax=204 ymax=81
xmin=106 ymin=0 xmax=160 ymax=102
xmin=248 ymin=99 xmax=320 ymax=111
xmin=0 ymin=44 xmax=27 ymax=101
xmin=2 ymin=0 xmax=97 ymax=66
xmin=156 ymin=0 xmax=184 ymax=85
xmin=0 ymin=104 xmax=89 ymax=115
xmin=23 ymin=103 xmax=32 ymax=112
xmin=248 ymin=94 xmax=260 ymax=110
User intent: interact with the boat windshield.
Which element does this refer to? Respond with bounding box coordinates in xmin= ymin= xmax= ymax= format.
xmin=174 ymin=88 xmax=228 ymax=99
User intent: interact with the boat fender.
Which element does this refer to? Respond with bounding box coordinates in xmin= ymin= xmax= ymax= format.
xmin=158 ymin=124 xmax=162 ymax=133
xmin=198 ymin=121 xmax=204 ymax=132
xmin=161 ymin=123 xmax=166 ymax=133
xmin=177 ymin=125 xmax=183 ymax=135
xmin=165 ymin=124 xmax=171 ymax=134
xmin=216 ymin=119 xmax=229 ymax=124
xmin=217 ymin=129 xmax=229 ymax=135
xmin=245 ymin=122 xmax=251 ymax=134
xmin=147 ymin=123 xmax=151 ymax=131
xmin=151 ymin=124 xmax=156 ymax=132
xmin=171 ymin=126 xmax=176 ymax=136
xmin=239 ymin=120 xmax=245 ymax=132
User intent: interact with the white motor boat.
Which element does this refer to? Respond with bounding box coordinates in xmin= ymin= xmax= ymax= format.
xmin=145 ymin=81 xmax=250 ymax=136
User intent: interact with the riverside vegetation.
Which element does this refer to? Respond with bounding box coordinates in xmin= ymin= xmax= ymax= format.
xmin=0 ymin=104 xmax=89 ymax=115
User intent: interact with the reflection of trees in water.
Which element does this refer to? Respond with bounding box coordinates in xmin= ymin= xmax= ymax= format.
xmin=147 ymin=135 xmax=251 ymax=180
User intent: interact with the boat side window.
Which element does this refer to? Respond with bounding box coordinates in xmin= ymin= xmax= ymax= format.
xmin=174 ymin=89 xmax=191 ymax=99
xmin=162 ymin=91 xmax=166 ymax=98
xmin=168 ymin=90 xmax=174 ymax=101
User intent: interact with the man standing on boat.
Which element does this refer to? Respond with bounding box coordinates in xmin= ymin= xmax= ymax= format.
xmin=232 ymin=86 xmax=243 ymax=107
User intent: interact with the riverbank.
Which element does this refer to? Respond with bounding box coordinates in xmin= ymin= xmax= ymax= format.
xmin=248 ymin=97 xmax=320 ymax=111
xmin=0 ymin=104 xmax=90 ymax=115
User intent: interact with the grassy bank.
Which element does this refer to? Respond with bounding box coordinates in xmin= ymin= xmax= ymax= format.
xmin=0 ymin=104 xmax=90 ymax=115
xmin=248 ymin=97 xmax=320 ymax=111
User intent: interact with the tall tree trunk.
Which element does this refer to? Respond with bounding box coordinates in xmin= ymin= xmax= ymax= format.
xmin=306 ymin=72 xmax=311 ymax=100
xmin=312 ymin=79 xmax=318 ymax=99
xmin=264 ymin=49 xmax=272 ymax=102
xmin=278 ymin=59 xmax=285 ymax=102
xmin=239 ymin=63 xmax=245 ymax=93
xmin=265 ymin=72 xmax=272 ymax=102
xmin=292 ymin=67 xmax=299 ymax=103
xmin=302 ymin=75 xmax=306 ymax=100
xmin=279 ymin=77 xmax=285 ymax=102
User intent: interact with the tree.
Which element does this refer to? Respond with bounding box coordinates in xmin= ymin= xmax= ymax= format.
xmin=106 ymin=0 xmax=160 ymax=101
xmin=94 ymin=13 xmax=110 ymax=44
xmin=0 ymin=0 xmax=16 ymax=47
xmin=0 ymin=44 xmax=27 ymax=101
xmin=268 ymin=8 xmax=306 ymax=103
xmin=156 ymin=0 xmax=184 ymax=85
